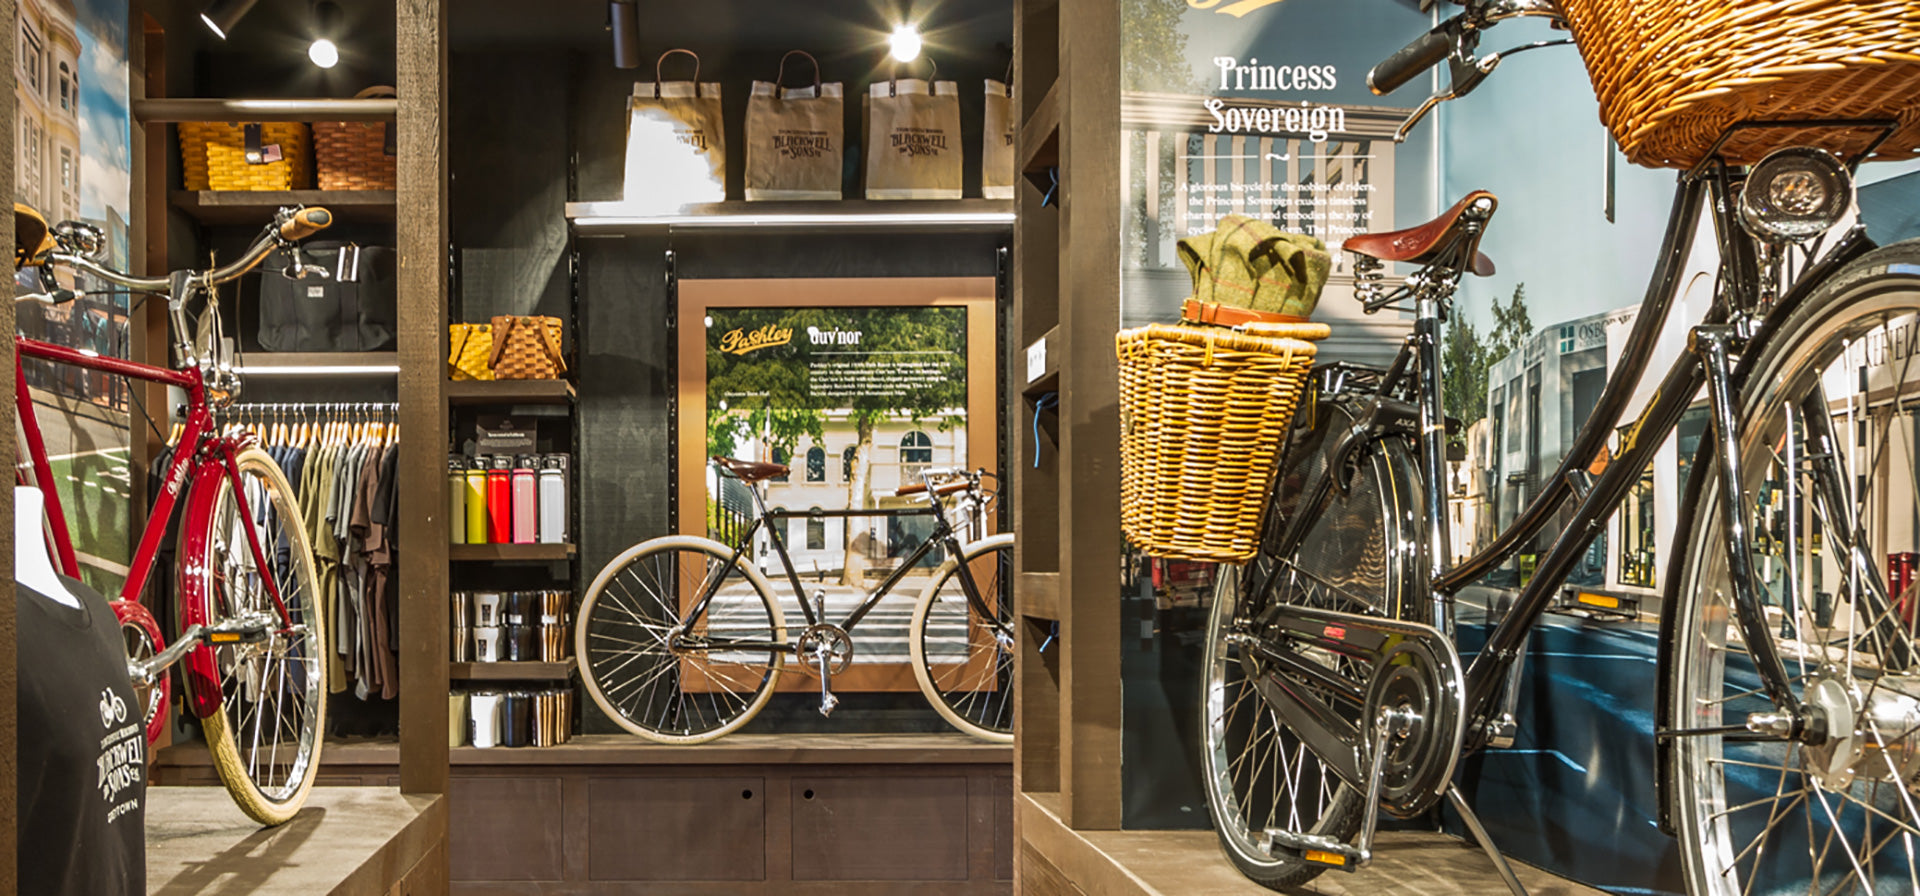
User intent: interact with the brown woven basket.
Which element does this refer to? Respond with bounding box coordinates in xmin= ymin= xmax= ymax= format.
xmin=315 ymin=86 xmax=398 ymax=191
xmin=1560 ymin=0 xmax=1920 ymax=168
xmin=1116 ymin=321 xmax=1328 ymax=563
xmin=179 ymin=122 xmax=311 ymax=191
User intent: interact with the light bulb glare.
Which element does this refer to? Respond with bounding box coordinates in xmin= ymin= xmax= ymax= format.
xmin=889 ymin=25 xmax=922 ymax=63
xmin=309 ymin=38 xmax=339 ymax=68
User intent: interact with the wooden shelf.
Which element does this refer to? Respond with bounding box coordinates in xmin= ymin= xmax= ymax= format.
xmin=136 ymin=96 xmax=396 ymax=123
xmin=450 ymin=660 xmax=574 ymax=681
xmin=1021 ymin=324 xmax=1060 ymax=397
xmin=449 ymin=542 xmax=576 ymax=562
xmin=236 ymin=351 xmax=398 ymax=376
xmin=566 ymin=198 xmax=1014 ymax=235
xmin=169 ymin=189 xmax=396 ymax=226
xmin=445 ymin=378 xmax=576 ymax=404
xmin=1019 ymin=571 xmax=1060 ymax=622
xmin=450 ymin=732 xmax=1012 ymax=766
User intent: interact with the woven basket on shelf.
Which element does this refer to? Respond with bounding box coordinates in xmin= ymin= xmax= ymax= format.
xmin=179 ymin=122 xmax=311 ymax=191
xmin=1116 ymin=320 xmax=1328 ymax=563
xmin=315 ymin=86 xmax=397 ymax=191
xmin=1560 ymin=0 xmax=1920 ymax=168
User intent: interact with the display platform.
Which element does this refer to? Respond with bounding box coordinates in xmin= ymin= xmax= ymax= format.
xmin=1018 ymin=792 xmax=1605 ymax=896
xmin=146 ymin=787 xmax=447 ymax=895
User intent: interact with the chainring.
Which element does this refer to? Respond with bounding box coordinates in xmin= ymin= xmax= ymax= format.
xmin=1364 ymin=639 xmax=1466 ymax=816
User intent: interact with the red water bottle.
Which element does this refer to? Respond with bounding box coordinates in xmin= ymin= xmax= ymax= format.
xmin=487 ymin=455 xmax=513 ymax=544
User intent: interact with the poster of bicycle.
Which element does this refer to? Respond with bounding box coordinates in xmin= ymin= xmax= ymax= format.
xmin=677 ymin=277 xmax=997 ymax=691
xmin=12 ymin=0 xmax=135 ymax=594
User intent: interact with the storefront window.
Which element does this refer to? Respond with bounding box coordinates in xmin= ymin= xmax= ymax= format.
xmin=1619 ymin=424 xmax=1656 ymax=588
xmin=805 ymin=446 xmax=825 ymax=482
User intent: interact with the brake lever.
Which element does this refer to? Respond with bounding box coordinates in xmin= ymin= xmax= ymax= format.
xmin=279 ymin=244 xmax=331 ymax=281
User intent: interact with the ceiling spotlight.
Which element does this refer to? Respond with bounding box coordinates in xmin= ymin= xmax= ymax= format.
xmin=889 ymin=24 xmax=923 ymax=64
xmin=308 ymin=1 xmax=341 ymax=68
xmin=610 ymin=0 xmax=640 ymax=69
xmin=309 ymin=38 xmax=339 ymax=68
xmin=199 ymin=0 xmax=259 ymax=39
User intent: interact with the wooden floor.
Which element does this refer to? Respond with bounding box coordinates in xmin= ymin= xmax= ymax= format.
xmin=1020 ymin=793 xmax=1607 ymax=896
xmin=146 ymin=787 xmax=446 ymax=895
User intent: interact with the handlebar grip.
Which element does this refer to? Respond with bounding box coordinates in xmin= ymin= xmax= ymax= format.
xmin=1369 ymin=28 xmax=1453 ymax=96
xmin=279 ymin=207 xmax=332 ymax=241
xmin=893 ymin=481 xmax=971 ymax=497
xmin=896 ymin=483 xmax=928 ymax=496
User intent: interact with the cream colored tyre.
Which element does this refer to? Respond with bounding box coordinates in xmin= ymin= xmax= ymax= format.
xmin=909 ymin=534 xmax=1015 ymax=743
xmin=186 ymin=447 xmax=325 ymax=826
xmin=577 ymin=535 xmax=787 ymax=743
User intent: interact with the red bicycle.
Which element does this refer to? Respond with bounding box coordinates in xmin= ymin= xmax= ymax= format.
xmin=15 ymin=203 xmax=332 ymax=825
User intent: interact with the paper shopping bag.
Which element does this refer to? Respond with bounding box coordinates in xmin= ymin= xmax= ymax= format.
xmin=624 ymin=49 xmax=725 ymax=208
xmin=863 ymin=76 xmax=962 ymax=200
xmin=746 ymin=51 xmax=845 ymax=201
xmin=983 ymin=79 xmax=1016 ymax=199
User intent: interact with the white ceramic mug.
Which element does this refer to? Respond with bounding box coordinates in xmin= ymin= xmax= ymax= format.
xmin=473 ymin=591 xmax=504 ymax=627
xmin=469 ymin=691 xmax=504 ymax=748
xmin=473 ymin=625 xmax=504 ymax=662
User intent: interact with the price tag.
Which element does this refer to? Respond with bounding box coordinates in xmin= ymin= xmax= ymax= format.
xmin=1025 ymin=337 xmax=1047 ymax=384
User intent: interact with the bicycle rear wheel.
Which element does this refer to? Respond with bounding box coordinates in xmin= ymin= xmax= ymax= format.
xmin=1670 ymin=241 xmax=1920 ymax=895
xmin=182 ymin=447 xmax=325 ymax=826
xmin=1201 ymin=395 xmax=1425 ymax=889
xmin=909 ymin=533 xmax=1015 ymax=742
xmin=577 ymin=535 xmax=787 ymax=744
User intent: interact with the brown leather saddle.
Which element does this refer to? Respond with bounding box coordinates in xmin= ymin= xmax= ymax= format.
xmin=1345 ymin=190 xmax=1498 ymax=276
xmin=712 ymin=455 xmax=789 ymax=483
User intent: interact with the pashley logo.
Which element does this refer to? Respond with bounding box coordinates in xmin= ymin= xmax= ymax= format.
xmin=721 ymin=325 xmax=794 ymax=355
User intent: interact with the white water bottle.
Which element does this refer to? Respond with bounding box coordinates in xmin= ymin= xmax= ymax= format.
xmin=539 ymin=455 xmax=569 ymax=544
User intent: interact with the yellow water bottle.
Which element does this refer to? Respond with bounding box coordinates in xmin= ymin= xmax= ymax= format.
xmin=464 ymin=459 xmax=489 ymax=544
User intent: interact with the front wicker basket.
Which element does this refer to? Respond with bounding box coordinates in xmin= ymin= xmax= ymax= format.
xmin=1560 ymin=0 xmax=1920 ymax=168
xmin=1116 ymin=321 xmax=1328 ymax=563
xmin=179 ymin=122 xmax=312 ymax=191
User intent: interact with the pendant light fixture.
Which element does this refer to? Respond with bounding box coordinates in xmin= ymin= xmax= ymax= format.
xmin=610 ymin=0 xmax=640 ymax=69
xmin=308 ymin=0 xmax=342 ymax=68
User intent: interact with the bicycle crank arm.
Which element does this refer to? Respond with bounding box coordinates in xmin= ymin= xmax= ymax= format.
xmin=127 ymin=614 xmax=274 ymax=685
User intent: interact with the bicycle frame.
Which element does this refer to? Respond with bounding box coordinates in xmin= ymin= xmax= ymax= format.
xmin=683 ymin=474 xmax=999 ymax=651
xmin=1256 ymin=125 xmax=1894 ymax=756
xmin=15 ymin=334 xmax=291 ymax=717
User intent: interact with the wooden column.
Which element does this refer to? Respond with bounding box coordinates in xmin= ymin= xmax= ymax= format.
xmin=396 ymin=0 xmax=450 ymax=795
xmin=1056 ymin=0 xmax=1123 ymax=831
xmin=0 ymin=0 xmax=18 ymax=887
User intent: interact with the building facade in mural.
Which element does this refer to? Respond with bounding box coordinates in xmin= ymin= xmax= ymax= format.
xmin=16 ymin=0 xmax=84 ymax=224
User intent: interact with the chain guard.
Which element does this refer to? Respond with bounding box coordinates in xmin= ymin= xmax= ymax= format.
xmin=1246 ymin=601 xmax=1467 ymax=818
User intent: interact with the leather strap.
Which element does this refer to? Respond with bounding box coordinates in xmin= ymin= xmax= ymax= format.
xmin=1181 ymin=298 xmax=1305 ymax=327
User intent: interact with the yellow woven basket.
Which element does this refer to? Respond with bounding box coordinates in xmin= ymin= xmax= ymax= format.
xmin=179 ymin=122 xmax=312 ymax=191
xmin=1116 ymin=320 xmax=1328 ymax=563
xmin=1560 ymin=0 xmax=1920 ymax=168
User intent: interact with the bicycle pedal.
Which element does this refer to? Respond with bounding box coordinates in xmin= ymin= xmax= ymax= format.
xmin=1260 ymin=829 xmax=1366 ymax=872
xmin=817 ymin=692 xmax=839 ymax=717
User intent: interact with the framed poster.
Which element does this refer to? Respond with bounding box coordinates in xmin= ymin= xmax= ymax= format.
xmin=677 ymin=277 xmax=998 ymax=692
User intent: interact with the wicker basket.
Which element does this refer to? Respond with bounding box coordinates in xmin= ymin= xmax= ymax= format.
xmin=1116 ymin=320 xmax=1328 ymax=563
xmin=315 ymin=87 xmax=398 ymax=191
xmin=1560 ymin=0 xmax=1920 ymax=168
xmin=179 ymin=122 xmax=312 ymax=191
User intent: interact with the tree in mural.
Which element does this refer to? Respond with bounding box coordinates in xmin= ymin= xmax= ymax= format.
xmin=1442 ymin=283 xmax=1532 ymax=441
xmin=706 ymin=307 xmax=966 ymax=586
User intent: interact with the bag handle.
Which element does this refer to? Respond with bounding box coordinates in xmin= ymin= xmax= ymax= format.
xmin=655 ymin=48 xmax=702 ymax=98
xmin=353 ymin=85 xmax=398 ymax=99
xmin=1001 ymin=58 xmax=1014 ymax=97
xmin=538 ymin=319 xmax=568 ymax=375
xmin=489 ymin=317 xmax=521 ymax=368
xmin=775 ymin=50 xmax=823 ymax=99
xmin=888 ymin=56 xmax=939 ymax=97
xmin=447 ymin=324 xmax=475 ymax=378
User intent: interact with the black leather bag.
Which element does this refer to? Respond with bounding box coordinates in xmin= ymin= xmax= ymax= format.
xmin=256 ymin=241 xmax=396 ymax=352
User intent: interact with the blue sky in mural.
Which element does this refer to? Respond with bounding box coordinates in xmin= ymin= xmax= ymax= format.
xmin=75 ymin=0 xmax=131 ymax=260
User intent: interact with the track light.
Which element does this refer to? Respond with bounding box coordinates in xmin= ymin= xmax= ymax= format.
xmin=610 ymin=0 xmax=640 ymax=69
xmin=889 ymin=24 xmax=923 ymax=64
xmin=308 ymin=0 xmax=341 ymax=68
xmin=199 ymin=0 xmax=259 ymax=39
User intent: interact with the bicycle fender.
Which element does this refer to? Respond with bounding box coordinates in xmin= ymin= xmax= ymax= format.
xmin=175 ymin=440 xmax=245 ymax=720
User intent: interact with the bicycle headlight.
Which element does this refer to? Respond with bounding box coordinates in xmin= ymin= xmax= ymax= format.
xmin=1739 ymin=147 xmax=1853 ymax=243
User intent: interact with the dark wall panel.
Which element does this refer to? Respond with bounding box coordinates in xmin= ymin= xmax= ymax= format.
xmin=586 ymin=776 xmax=768 ymax=881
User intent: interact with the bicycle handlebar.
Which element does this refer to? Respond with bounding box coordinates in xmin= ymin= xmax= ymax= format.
xmin=41 ymin=205 xmax=332 ymax=299
xmin=895 ymin=480 xmax=971 ymax=498
xmin=1368 ymin=27 xmax=1454 ymax=96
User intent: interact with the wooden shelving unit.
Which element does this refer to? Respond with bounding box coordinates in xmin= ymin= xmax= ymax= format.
xmin=448 ymin=542 xmax=576 ymax=562
xmin=445 ymin=378 xmax=576 ymax=405
xmin=564 ymin=198 xmax=1013 ymax=235
xmin=169 ymin=189 xmax=397 ymax=226
xmin=449 ymin=660 xmax=575 ymax=681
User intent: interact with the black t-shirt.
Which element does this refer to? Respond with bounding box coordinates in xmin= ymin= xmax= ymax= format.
xmin=17 ymin=575 xmax=146 ymax=896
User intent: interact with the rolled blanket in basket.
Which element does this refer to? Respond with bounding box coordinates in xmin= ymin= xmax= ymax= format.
xmin=1178 ymin=215 xmax=1331 ymax=320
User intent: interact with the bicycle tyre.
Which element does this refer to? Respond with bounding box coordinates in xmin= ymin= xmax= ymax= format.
xmin=1201 ymin=395 xmax=1426 ymax=890
xmin=1668 ymin=240 xmax=1920 ymax=895
xmin=112 ymin=599 xmax=170 ymax=746
xmin=183 ymin=447 xmax=325 ymax=826
xmin=576 ymin=535 xmax=787 ymax=744
xmin=909 ymin=533 xmax=1015 ymax=743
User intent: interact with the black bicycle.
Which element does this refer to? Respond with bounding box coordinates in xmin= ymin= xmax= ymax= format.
xmin=577 ymin=457 xmax=1014 ymax=743
xmin=1202 ymin=2 xmax=1920 ymax=894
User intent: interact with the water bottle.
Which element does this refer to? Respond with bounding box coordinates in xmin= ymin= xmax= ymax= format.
xmin=539 ymin=454 xmax=569 ymax=544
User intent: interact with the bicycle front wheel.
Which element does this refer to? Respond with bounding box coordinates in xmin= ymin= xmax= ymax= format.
xmin=1670 ymin=241 xmax=1920 ymax=895
xmin=1201 ymin=395 xmax=1425 ymax=890
xmin=909 ymin=533 xmax=1015 ymax=742
xmin=182 ymin=447 xmax=325 ymax=826
xmin=576 ymin=535 xmax=787 ymax=744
